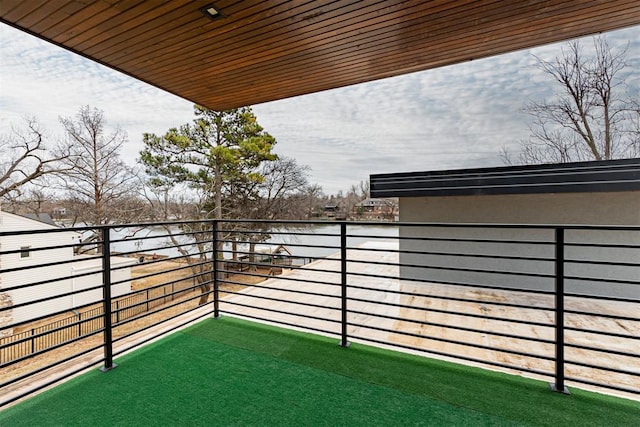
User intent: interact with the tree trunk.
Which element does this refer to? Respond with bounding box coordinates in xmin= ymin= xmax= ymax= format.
xmin=249 ymin=241 xmax=257 ymax=271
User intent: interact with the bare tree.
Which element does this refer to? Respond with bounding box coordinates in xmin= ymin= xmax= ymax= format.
xmin=503 ymin=37 xmax=639 ymax=165
xmin=0 ymin=118 xmax=72 ymax=202
xmin=299 ymin=183 xmax=325 ymax=219
xmin=240 ymin=157 xmax=311 ymax=220
xmin=57 ymin=106 xmax=137 ymax=225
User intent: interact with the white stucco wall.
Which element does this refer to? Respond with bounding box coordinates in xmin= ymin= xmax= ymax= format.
xmin=398 ymin=191 xmax=640 ymax=298
xmin=400 ymin=192 xmax=640 ymax=225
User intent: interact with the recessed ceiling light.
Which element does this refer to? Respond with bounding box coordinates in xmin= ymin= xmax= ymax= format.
xmin=201 ymin=4 xmax=224 ymax=21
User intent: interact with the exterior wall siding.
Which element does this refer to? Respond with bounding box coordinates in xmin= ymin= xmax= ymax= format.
xmin=0 ymin=212 xmax=134 ymax=324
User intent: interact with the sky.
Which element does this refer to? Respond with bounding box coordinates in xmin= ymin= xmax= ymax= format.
xmin=1 ymin=23 xmax=638 ymax=195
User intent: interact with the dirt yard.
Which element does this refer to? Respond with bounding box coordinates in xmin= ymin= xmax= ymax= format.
xmin=1 ymin=262 xmax=274 ymax=384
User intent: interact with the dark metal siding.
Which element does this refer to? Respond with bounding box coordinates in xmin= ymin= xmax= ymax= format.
xmin=370 ymin=158 xmax=640 ymax=198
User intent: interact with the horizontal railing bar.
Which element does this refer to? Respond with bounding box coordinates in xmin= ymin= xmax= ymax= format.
xmin=565 ymin=309 xmax=639 ymax=322
xmin=111 ymin=270 xmax=208 ymax=294
xmin=221 ymin=310 xmax=339 ymax=338
xmin=0 ymin=254 xmax=103 ymax=275
xmin=120 ymin=259 xmax=209 ymax=286
xmin=218 ymin=247 xmax=333 ymax=262
xmin=217 ymin=230 xmax=339 ymax=238
xmin=0 ymin=315 xmax=100 ymax=350
xmin=113 ymin=287 xmax=213 ymax=329
xmin=218 ymin=249 xmax=337 ymax=265
xmin=348 ymin=308 xmax=554 ymax=344
xmin=564 ymin=275 xmax=640 ymax=286
xmin=0 ymin=344 xmax=105 ymax=407
xmin=564 ymin=326 xmax=639 ymax=340
xmin=564 ymin=242 xmax=640 ymax=249
xmin=346 ymin=271 xmax=555 ymax=296
xmin=218 ymin=247 xmax=338 ymax=262
xmin=218 ymin=268 xmax=340 ymax=288
xmin=0 ymin=267 xmax=105 ymax=295
xmin=220 ymin=241 xmax=342 ymax=252
xmin=218 ymin=219 xmax=640 ymax=231
xmin=347 ymin=245 xmax=555 ymax=262
xmin=220 ymin=289 xmax=339 ymax=312
xmin=109 ymin=227 xmax=205 ymax=243
xmin=391 ymin=234 xmax=553 ymax=245
xmin=348 ymin=258 xmax=556 ymax=279
xmin=563 ymin=376 xmax=640 ymax=395
xmin=0 ymin=240 xmax=87 ymax=257
xmin=349 ymin=320 xmax=554 ymax=361
xmin=84 ymin=219 xmax=215 ymax=230
xmin=564 ymin=259 xmax=640 ymax=267
xmin=122 ymin=269 xmax=208 ymax=295
xmin=220 ymin=279 xmax=340 ymax=300
xmin=348 ymin=233 xmax=551 ymax=244
xmin=112 ymin=304 xmax=213 ymax=345
xmin=110 ymin=240 xmax=207 ymax=260
xmin=112 ymin=282 xmax=206 ymax=321
xmin=348 ymin=333 xmax=553 ymax=378
xmin=565 ymin=359 xmax=640 ymax=376
xmin=116 ymin=249 xmax=211 ymax=270
xmin=347 ymin=295 xmax=553 ymax=327
xmin=564 ymin=342 xmax=639 ymax=358
xmin=0 ymin=300 xmax=102 ymax=332
xmin=0 ymin=328 xmax=103 ymax=369
xmin=4 ymin=285 xmax=105 ymax=312
xmin=0 ymin=225 xmax=102 ymax=237
xmin=347 ymin=283 xmax=554 ymax=311
xmin=1 ymin=220 xmax=638 ymax=238
xmin=222 ymin=300 xmax=340 ymax=325
xmin=221 ymin=257 xmax=340 ymax=275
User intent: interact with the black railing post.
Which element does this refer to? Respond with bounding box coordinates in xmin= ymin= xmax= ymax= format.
xmin=100 ymin=226 xmax=117 ymax=372
xmin=550 ymin=227 xmax=569 ymax=394
xmin=212 ymin=220 xmax=220 ymax=318
xmin=339 ymin=222 xmax=350 ymax=347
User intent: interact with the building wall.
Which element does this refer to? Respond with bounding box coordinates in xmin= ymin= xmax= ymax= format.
xmin=400 ymin=192 xmax=640 ymax=225
xmin=398 ymin=191 xmax=640 ymax=298
xmin=0 ymin=212 xmax=134 ymax=324
xmin=5 ymin=255 xmax=134 ymax=324
xmin=70 ymin=257 xmax=134 ymax=307
xmin=0 ymin=212 xmax=78 ymax=325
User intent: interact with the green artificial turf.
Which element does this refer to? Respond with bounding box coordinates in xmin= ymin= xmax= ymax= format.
xmin=1 ymin=317 xmax=638 ymax=426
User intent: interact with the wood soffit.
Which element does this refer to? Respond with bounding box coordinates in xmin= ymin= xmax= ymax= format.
xmin=2 ymin=1 xmax=639 ymax=110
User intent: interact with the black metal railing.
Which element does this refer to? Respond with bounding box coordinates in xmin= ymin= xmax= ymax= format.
xmin=1 ymin=219 xmax=638 ymax=406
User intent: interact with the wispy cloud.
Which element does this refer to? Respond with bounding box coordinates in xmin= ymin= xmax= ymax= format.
xmin=1 ymin=24 xmax=638 ymax=194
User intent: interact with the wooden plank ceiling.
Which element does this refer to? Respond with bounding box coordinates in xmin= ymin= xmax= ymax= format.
xmin=2 ymin=1 xmax=639 ymax=110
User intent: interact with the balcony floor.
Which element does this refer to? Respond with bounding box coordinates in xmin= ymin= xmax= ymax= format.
xmin=1 ymin=316 xmax=638 ymax=426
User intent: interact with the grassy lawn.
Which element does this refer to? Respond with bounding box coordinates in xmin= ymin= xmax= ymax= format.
xmin=1 ymin=317 xmax=638 ymax=426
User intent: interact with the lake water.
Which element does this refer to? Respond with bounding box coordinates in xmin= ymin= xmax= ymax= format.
xmin=110 ymin=224 xmax=398 ymax=260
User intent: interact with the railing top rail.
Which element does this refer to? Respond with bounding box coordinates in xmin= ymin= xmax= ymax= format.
xmin=2 ymin=219 xmax=639 ymax=237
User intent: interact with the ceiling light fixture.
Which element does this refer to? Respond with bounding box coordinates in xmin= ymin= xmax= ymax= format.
xmin=201 ymin=3 xmax=224 ymax=21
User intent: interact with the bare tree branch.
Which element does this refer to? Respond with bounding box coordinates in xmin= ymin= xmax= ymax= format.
xmin=0 ymin=117 xmax=75 ymax=200
xmin=506 ymin=37 xmax=638 ymax=165
xmin=56 ymin=106 xmax=138 ymax=225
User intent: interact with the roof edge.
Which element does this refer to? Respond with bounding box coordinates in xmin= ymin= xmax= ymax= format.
xmin=370 ymin=158 xmax=640 ymax=198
